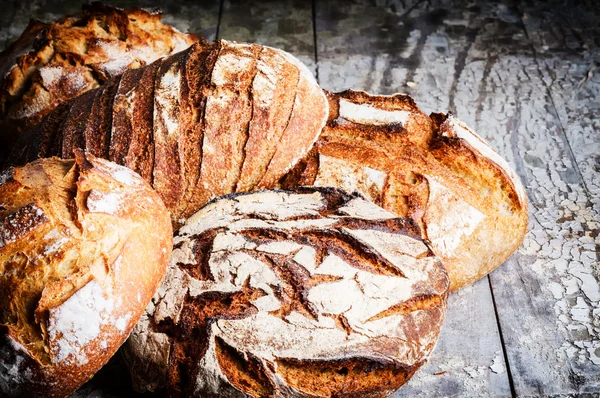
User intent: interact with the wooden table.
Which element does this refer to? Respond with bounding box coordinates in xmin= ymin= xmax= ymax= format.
xmin=2 ymin=0 xmax=599 ymax=396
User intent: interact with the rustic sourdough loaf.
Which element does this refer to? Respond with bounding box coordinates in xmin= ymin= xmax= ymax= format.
xmin=0 ymin=2 xmax=197 ymax=142
xmin=124 ymin=187 xmax=449 ymax=397
xmin=0 ymin=151 xmax=172 ymax=397
xmin=281 ymin=90 xmax=528 ymax=291
xmin=6 ymin=39 xmax=329 ymax=228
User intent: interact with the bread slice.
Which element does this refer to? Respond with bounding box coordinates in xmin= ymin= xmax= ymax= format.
xmin=235 ymin=46 xmax=300 ymax=192
xmin=282 ymin=90 xmax=528 ymax=291
xmin=84 ymin=76 xmax=121 ymax=159
xmin=152 ymin=52 xmax=186 ymax=211
xmin=124 ymin=187 xmax=449 ymax=397
xmin=176 ymin=41 xmax=213 ymax=222
xmin=0 ymin=151 xmax=172 ymax=397
xmin=257 ymin=52 xmax=328 ymax=189
xmin=122 ymin=61 xmax=161 ymax=183
xmin=195 ymin=41 xmax=261 ymax=207
xmin=109 ymin=66 xmax=144 ymax=166
xmin=60 ymin=90 xmax=96 ymax=159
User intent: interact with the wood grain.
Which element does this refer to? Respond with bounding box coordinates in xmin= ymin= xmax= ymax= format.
xmin=486 ymin=1 xmax=600 ymax=394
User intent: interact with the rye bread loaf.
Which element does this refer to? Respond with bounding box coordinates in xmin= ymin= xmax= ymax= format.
xmin=281 ymin=90 xmax=528 ymax=291
xmin=6 ymin=39 xmax=329 ymax=228
xmin=0 ymin=2 xmax=197 ymax=141
xmin=0 ymin=151 xmax=172 ymax=397
xmin=124 ymin=187 xmax=449 ymax=397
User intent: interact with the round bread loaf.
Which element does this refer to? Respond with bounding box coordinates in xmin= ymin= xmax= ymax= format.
xmin=0 ymin=3 xmax=196 ymax=150
xmin=0 ymin=151 xmax=172 ymax=397
xmin=282 ymin=90 xmax=528 ymax=291
xmin=124 ymin=187 xmax=449 ymax=397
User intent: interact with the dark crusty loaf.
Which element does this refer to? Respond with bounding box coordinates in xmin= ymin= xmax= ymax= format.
xmin=0 ymin=2 xmax=197 ymax=142
xmin=281 ymin=90 xmax=528 ymax=291
xmin=0 ymin=151 xmax=172 ymax=397
xmin=124 ymin=187 xmax=449 ymax=397
xmin=6 ymin=39 xmax=329 ymax=227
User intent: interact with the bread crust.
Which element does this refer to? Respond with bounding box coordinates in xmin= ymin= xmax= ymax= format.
xmin=281 ymin=90 xmax=528 ymax=291
xmin=0 ymin=152 xmax=172 ymax=397
xmin=125 ymin=187 xmax=449 ymax=397
xmin=122 ymin=60 xmax=161 ymax=182
xmin=60 ymin=90 xmax=96 ymax=159
xmin=235 ymin=46 xmax=299 ymax=192
xmin=0 ymin=2 xmax=197 ymax=141
xmin=152 ymin=52 xmax=186 ymax=211
xmin=5 ymin=40 xmax=328 ymax=230
xmin=195 ymin=41 xmax=261 ymax=207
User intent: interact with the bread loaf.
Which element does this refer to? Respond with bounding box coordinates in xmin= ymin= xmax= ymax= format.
xmin=6 ymin=39 xmax=329 ymax=228
xmin=281 ymin=90 xmax=528 ymax=291
xmin=124 ymin=187 xmax=449 ymax=397
xmin=0 ymin=2 xmax=197 ymax=156
xmin=0 ymin=151 xmax=172 ymax=397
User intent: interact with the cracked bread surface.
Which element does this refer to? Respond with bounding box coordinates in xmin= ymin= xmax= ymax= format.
xmin=6 ymin=40 xmax=329 ymax=230
xmin=0 ymin=151 xmax=172 ymax=397
xmin=281 ymin=90 xmax=528 ymax=291
xmin=0 ymin=2 xmax=197 ymax=144
xmin=124 ymin=187 xmax=449 ymax=397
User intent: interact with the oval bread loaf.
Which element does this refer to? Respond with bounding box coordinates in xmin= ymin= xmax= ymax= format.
xmin=6 ymin=39 xmax=329 ymax=228
xmin=124 ymin=187 xmax=449 ymax=397
xmin=0 ymin=3 xmax=197 ymax=139
xmin=0 ymin=151 xmax=172 ymax=397
xmin=281 ymin=90 xmax=528 ymax=291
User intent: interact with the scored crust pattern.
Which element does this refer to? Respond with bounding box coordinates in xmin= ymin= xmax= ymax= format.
xmin=281 ymin=90 xmax=528 ymax=291
xmin=6 ymin=40 xmax=329 ymax=228
xmin=125 ymin=187 xmax=449 ymax=397
xmin=0 ymin=152 xmax=172 ymax=397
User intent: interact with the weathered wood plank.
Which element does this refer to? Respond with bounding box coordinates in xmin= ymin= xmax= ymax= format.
xmin=315 ymin=1 xmax=512 ymax=396
xmin=516 ymin=0 xmax=600 ymax=208
xmin=3 ymin=0 xmax=82 ymax=50
xmin=0 ymin=1 xmax=19 ymax=50
xmin=218 ymin=0 xmax=316 ymax=75
xmin=483 ymin=1 xmax=600 ymax=395
xmin=442 ymin=0 xmax=600 ymax=395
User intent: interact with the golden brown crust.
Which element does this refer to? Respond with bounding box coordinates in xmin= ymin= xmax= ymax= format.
xmin=84 ymin=75 xmax=121 ymax=159
xmin=194 ymin=42 xmax=261 ymax=209
xmin=60 ymin=90 xmax=96 ymax=159
xmin=235 ymin=46 xmax=300 ymax=192
xmin=5 ymin=40 xmax=328 ymax=230
xmin=281 ymin=90 xmax=528 ymax=291
xmin=151 ymin=53 xmax=185 ymax=211
xmin=0 ymin=152 xmax=172 ymax=397
xmin=0 ymin=3 xmax=197 ymax=143
xmin=122 ymin=60 xmax=160 ymax=182
xmin=175 ymin=42 xmax=213 ymax=222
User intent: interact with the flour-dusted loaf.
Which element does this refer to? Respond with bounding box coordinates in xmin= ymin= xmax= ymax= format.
xmin=282 ymin=90 xmax=528 ymax=291
xmin=0 ymin=151 xmax=172 ymax=397
xmin=124 ymin=187 xmax=449 ymax=397
xmin=6 ymin=40 xmax=329 ymax=227
xmin=0 ymin=2 xmax=197 ymax=141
